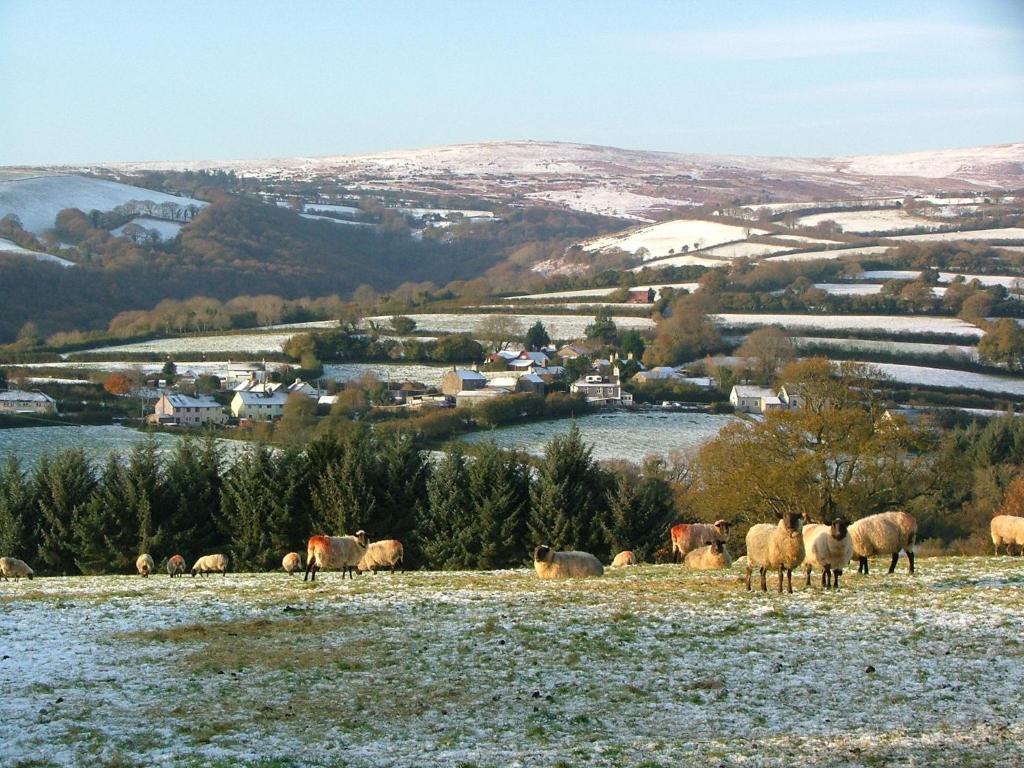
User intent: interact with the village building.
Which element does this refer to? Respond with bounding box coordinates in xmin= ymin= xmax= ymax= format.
xmin=0 ymin=389 xmax=58 ymax=415
xmin=729 ymin=385 xmax=784 ymax=414
xmin=230 ymin=388 xmax=289 ymax=420
xmin=225 ymin=361 xmax=267 ymax=386
xmin=570 ymin=367 xmax=632 ymax=405
xmin=556 ymin=344 xmax=587 ymax=361
xmin=285 ymin=378 xmax=320 ymax=399
xmin=778 ymin=385 xmax=802 ymax=409
xmin=626 ymin=287 xmax=656 ymax=304
xmin=632 ymin=366 xmax=682 ymax=384
xmin=440 ymin=367 xmax=487 ymax=397
xmin=152 ymin=393 xmax=226 ymax=426
xmin=455 ymin=386 xmax=514 ymax=408
xmin=508 ymin=350 xmax=550 ymax=371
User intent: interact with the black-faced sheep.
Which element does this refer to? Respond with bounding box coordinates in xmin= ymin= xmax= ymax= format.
xmin=745 ymin=513 xmax=805 ymax=593
xmin=670 ymin=520 xmax=731 ymax=562
xmin=304 ymin=531 xmax=368 ymax=581
xmin=136 ymin=553 xmax=155 ymax=577
xmin=683 ymin=540 xmax=732 ymax=570
xmin=849 ymin=511 xmax=917 ymax=575
xmin=533 ymin=545 xmax=603 ymax=579
xmin=0 ymin=556 xmax=33 ymax=582
xmin=191 ymin=554 xmax=229 ymax=577
xmin=282 ymin=552 xmax=303 ymax=575
xmin=167 ymin=554 xmax=187 ymax=577
xmin=991 ymin=515 xmax=1024 ymax=556
xmin=356 ymin=540 xmax=404 ymax=574
xmin=611 ymin=550 xmax=637 ymax=567
xmin=802 ymin=519 xmax=853 ymax=589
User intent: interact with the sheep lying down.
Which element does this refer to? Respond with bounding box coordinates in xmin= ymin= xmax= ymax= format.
xmin=534 ymin=546 xmax=604 ymax=579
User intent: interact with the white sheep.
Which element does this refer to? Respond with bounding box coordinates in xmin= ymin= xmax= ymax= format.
xmin=611 ymin=550 xmax=637 ymax=567
xmin=191 ymin=553 xmax=229 ymax=577
xmin=136 ymin=553 xmax=155 ymax=577
xmin=745 ymin=513 xmax=805 ymax=593
xmin=684 ymin=540 xmax=733 ymax=570
xmin=0 ymin=556 xmax=34 ymax=582
xmin=802 ymin=519 xmax=853 ymax=590
xmin=304 ymin=531 xmax=368 ymax=581
xmin=356 ymin=540 xmax=404 ymax=574
xmin=533 ymin=545 xmax=604 ymax=579
xmin=670 ymin=520 xmax=732 ymax=562
xmin=282 ymin=552 xmax=303 ymax=574
xmin=167 ymin=554 xmax=187 ymax=577
xmin=991 ymin=515 xmax=1024 ymax=556
xmin=849 ymin=510 xmax=917 ymax=575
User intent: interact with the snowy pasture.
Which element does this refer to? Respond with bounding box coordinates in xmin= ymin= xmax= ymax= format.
xmin=583 ymin=219 xmax=768 ymax=261
xmin=0 ymin=237 xmax=75 ymax=267
xmin=764 ymin=245 xmax=893 ymax=263
xmin=714 ymin=314 xmax=983 ymax=337
xmin=858 ymin=271 xmax=1024 ymax=291
xmin=72 ymin=332 xmax=300 ymax=357
xmin=1 ymin=559 xmax=1023 ymax=766
xmin=857 ymin=362 xmax=1024 ymax=396
xmin=794 ymin=209 xmax=939 ymax=234
xmin=791 ymin=337 xmax=978 ymax=360
xmin=110 ymin=216 xmax=183 ymax=240
xmin=364 ymin=313 xmax=655 ymax=338
xmin=886 ymin=227 xmax=1024 ymax=243
xmin=631 ymin=253 xmax=731 ymax=270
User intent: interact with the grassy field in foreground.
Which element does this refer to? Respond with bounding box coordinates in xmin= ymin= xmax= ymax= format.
xmin=1 ymin=557 xmax=1023 ymax=767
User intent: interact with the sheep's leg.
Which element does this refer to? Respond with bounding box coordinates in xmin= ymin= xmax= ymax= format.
xmin=859 ymin=556 xmax=869 ymax=575
xmin=786 ymin=567 xmax=793 ymax=594
xmin=805 ymin=567 xmax=812 ymax=588
xmin=760 ymin=566 xmax=768 ymax=592
xmin=822 ymin=567 xmax=830 ymax=588
xmin=907 ymin=551 xmax=915 ymax=574
xmin=888 ymin=552 xmax=899 ymax=574
xmin=777 ymin=565 xmax=784 ymax=593
xmin=833 ymin=568 xmax=842 ymax=590
xmin=746 ymin=566 xmax=753 ymax=591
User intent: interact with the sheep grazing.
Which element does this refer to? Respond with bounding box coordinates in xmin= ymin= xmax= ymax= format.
xmin=191 ymin=553 xmax=229 ymax=577
xmin=670 ymin=520 xmax=731 ymax=562
xmin=745 ymin=513 xmax=805 ymax=593
xmin=282 ymin=552 xmax=303 ymax=575
xmin=802 ymin=519 xmax=853 ymax=590
xmin=304 ymin=531 xmax=368 ymax=581
xmin=0 ymin=556 xmax=34 ymax=582
xmin=136 ymin=553 xmax=155 ymax=577
xmin=991 ymin=515 xmax=1024 ymax=556
xmin=684 ymin=540 xmax=733 ymax=570
xmin=849 ymin=510 xmax=917 ymax=575
xmin=356 ymin=540 xmax=404 ymax=574
xmin=611 ymin=550 xmax=637 ymax=567
xmin=533 ymin=545 xmax=604 ymax=579
xmin=166 ymin=554 xmax=187 ymax=578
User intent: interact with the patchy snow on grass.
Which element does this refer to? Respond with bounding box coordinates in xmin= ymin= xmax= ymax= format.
xmin=0 ymin=236 xmax=75 ymax=267
xmin=631 ymin=253 xmax=731 ymax=270
xmin=584 ymin=219 xmax=768 ymax=260
xmin=699 ymin=241 xmax=791 ymax=259
xmin=886 ymin=227 xmax=1024 ymax=243
xmin=525 ymin=187 xmax=690 ymax=220
xmin=110 ymin=216 xmax=183 ymax=240
xmin=303 ymin=203 xmax=363 ymax=216
xmin=2 ymin=559 xmax=1023 ymax=767
xmin=364 ymin=313 xmax=655 ymax=338
xmin=858 ymin=271 xmax=1024 ymax=290
xmin=765 ymin=245 xmax=893 ymax=262
xmin=73 ymin=332 xmax=300 ymax=356
xmin=813 ymin=283 xmax=946 ymax=297
xmin=795 ymin=209 xmax=940 ymax=233
xmin=715 ymin=313 xmax=983 ymax=337
xmin=859 ymin=361 xmax=1024 ymax=395
xmin=514 ymin=283 xmax=698 ymax=301
xmin=792 ymin=336 xmax=978 ymax=360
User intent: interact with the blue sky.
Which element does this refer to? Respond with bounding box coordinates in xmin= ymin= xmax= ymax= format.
xmin=1 ymin=0 xmax=1022 ymax=164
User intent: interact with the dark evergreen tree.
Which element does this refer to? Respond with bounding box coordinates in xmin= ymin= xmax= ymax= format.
xmin=603 ymin=465 xmax=676 ymax=562
xmin=375 ymin=431 xmax=428 ymax=562
xmin=219 ymin=445 xmax=291 ymax=571
xmin=311 ymin=426 xmax=378 ymax=534
xmin=0 ymin=456 xmax=33 ymax=560
xmin=163 ymin=435 xmax=223 ymax=557
xmin=529 ymin=423 xmax=609 ymax=558
xmin=421 ymin=447 xmax=475 ymax=569
xmin=122 ymin=441 xmax=169 ymax=556
xmin=73 ymin=456 xmax=133 ymax=574
xmin=35 ymin=449 xmax=96 ymax=575
xmin=525 ymin=320 xmax=551 ymax=351
xmin=470 ymin=443 xmax=531 ymax=569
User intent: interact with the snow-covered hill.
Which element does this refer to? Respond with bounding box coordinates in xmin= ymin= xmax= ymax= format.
xmin=0 ymin=173 xmax=205 ymax=234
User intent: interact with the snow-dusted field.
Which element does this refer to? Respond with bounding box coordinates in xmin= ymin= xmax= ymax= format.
xmin=72 ymin=332 xmax=300 ymax=356
xmin=0 ymin=174 xmax=204 ymax=234
xmin=2 ymin=559 xmax=1022 ymax=767
xmin=715 ymin=314 xmax=983 ymax=337
xmin=859 ymin=361 xmax=1024 ymax=395
xmin=110 ymin=216 xmax=183 ymax=240
xmin=0 ymin=236 xmax=75 ymax=266
xmin=795 ymin=209 xmax=939 ymax=233
xmin=858 ymin=271 xmax=1024 ymax=290
xmin=699 ymin=241 xmax=793 ymax=259
xmin=792 ymin=337 xmax=978 ymax=360
xmin=524 ymin=187 xmax=689 ymax=221
xmin=584 ymin=219 xmax=768 ymax=260
xmin=364 ymin=313 xmax=655 ymax=338
xmin=886 ymin=227 xmax=1024 ymax=243
xmin=812 ymin=283 xmax=946 ymax=297
xmin=764 ymin=245 xmax=893 ymax=262
xmin=514 ymin=283 xmax=698 ymax=301
xmin=631 ymin=253 xmax=731 ymax=270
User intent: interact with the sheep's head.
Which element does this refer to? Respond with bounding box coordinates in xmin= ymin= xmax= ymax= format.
xmin=355 ymin=530 xmax=368 ymax=548
xmin=780 ymin=512 xmax=803 ymax=534
xmin=829 ymin=518 xmax=850 ymax=540
xmin=534 ymin=545 xmax=552 ymax=563
xmin=713 ymin=520 xmax=732 ymax=538
xmin=711 ymin=540 xmax=725 ymax=554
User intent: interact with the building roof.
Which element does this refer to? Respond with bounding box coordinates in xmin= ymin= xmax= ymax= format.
xmin=448 ymin=368 xmax=487 ymax=381
xmin=234 ymin=390 xmax=289 ymax=406
xmin=0 ymin=389 xmax=56 ymax=404
xmin=731 ymin=385 xmax=778 ymax=399
xmin=456 ymin=386 xmax=513 ymax=398
xmin=162 ymin=394 xmax=221 ymax=409
xmin=519 ymin=372 xmax=545 ymax=384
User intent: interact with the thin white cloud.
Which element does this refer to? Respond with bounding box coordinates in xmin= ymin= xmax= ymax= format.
xmin=774 ymin=75 xmax=1024 ymax=101
xmin=636 ymin=20 xmax=1022 ymax=61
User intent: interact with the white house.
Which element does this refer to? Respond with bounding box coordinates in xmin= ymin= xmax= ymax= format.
xmin=455 ymin=386 xmax=514 ymax=408
xmin=778 ymin=385 xmax=801 ymax=409
xmin=570 ymin=367 xmax=632 ymax=405
xmin=286 ymin=378 xmax=320 ymax=399
xmin=152 ymin=393 xmax=226 ymax=426
xmin=231 ymin=389 xmax=290 ymax=420
xmin=730 ymin=385 xmax=782 ymax=414
xmin=0 ymin=389 xmax=58 ymax=415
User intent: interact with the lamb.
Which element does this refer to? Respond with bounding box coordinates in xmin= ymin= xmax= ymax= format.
xmin=670 ymin=520 xmax=731 ymax=562
xmin=304 ymin=531 xmax=368 ymax=581
xmin=848 ymin=510 xmax=917 ymax=575
xmin=356 ymin=540 xmax=404 ymax=574
xmin=991 ymin=515 xmax=1024 ymax=556
xmin=802 ymin=519 xmax=853 ymax=590
xmin=611 ymin=550 xmax=637 ymax=567
xmin=166 ymin=554 xmax=187 ymax=577
xmin=190 ymin=554 xmax=229 ymax=577
xmin=0 ymin=556 xmax=34 ymax=582
xmin=282 ymin=552 xmax=303 ymax=574
xmin=745 ymin=513 xmax=805 ymax=593
xmin=533 ymin=545 xmax=604 ymax=579
xmin=136 ymin=553 xmax=155 ymax=577
xmin=683 ymin=540 xmax=733 ymax=570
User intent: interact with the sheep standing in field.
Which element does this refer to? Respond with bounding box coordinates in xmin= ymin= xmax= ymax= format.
xmin=356 ymin=540 xmax=404 ymax=574
xmin=745 ymin=513 xmax=805 ymax=593
xmin=167 ymin=554 xmax=187 ymax=577
xmin=0 ymin=557 xmax=34 ymax=582
xmin=304 ymin=531 xmax=368 ymax=581
xmin=191 ymin=554 xmax=229 ymax=577
xmin=611 ymin=550 xmax=637 ymax=567
xmin=684 ymin=540 xmax=733 ymax=570
xmin=849 ymin=511 xmax=917 ymax=575
xmin=136 ymin=553 xmax=155 ymax=577
xmin=282 ymin=552 xmax=303 ymax=575
xmin=670 ymin=520 xmax=731 ymax=562
xmin=802 ymin=518 xmax=853 ymax=590
xmin=991 ymin=515 xmax=1024 ymax=556
xmin=533 ymin=545 xmax=604 ymax=579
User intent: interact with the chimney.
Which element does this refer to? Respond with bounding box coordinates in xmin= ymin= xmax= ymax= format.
xmin=627 ymin=352 xmax=634 ymax=361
